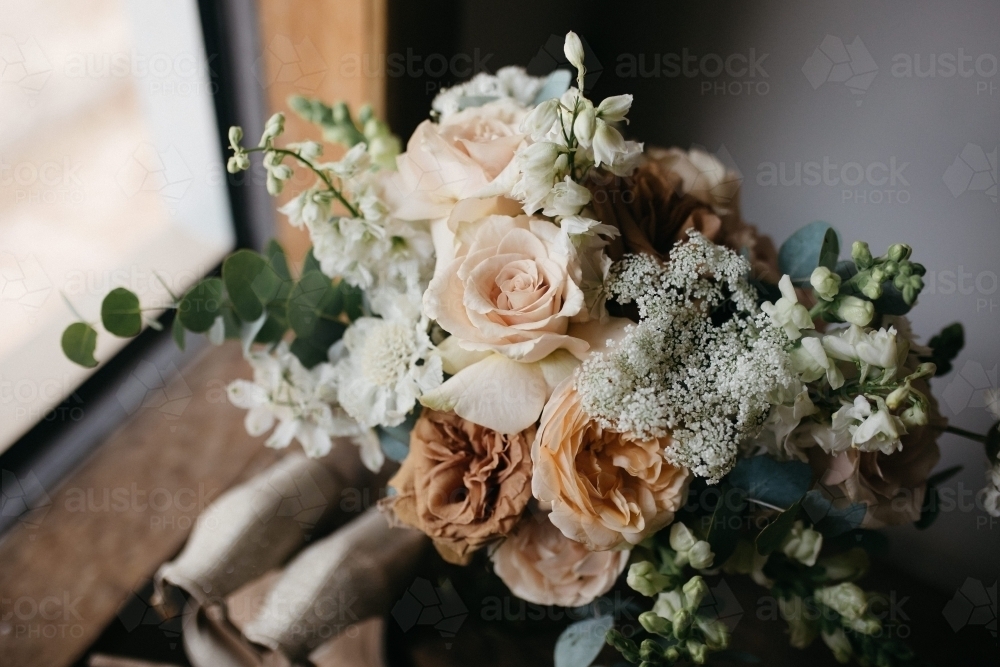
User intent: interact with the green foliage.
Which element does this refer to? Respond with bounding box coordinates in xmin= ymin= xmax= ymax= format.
xmin=100 ymin=287 xmax=142 ymax=337
xmin=919 ymin=322 xmax=964 ymax=376
xmin=178 ymin=278 xmax=224 ymax=332
xmin=705 ymin=484 xmax=747 ymax=565
xmin=801 ymin=490 xmax=866 ymax=537
xmin=727 ymin=457 xmax=812 ymax=509
xmin=61 ymin=322 xmax=98 ymax=368
xmin=223 ymin=249 xmax=284 ymax=322
xmin=755 ymin=499 xmax=802 ymax=555
xmin=778 ymin=221 xmax=839 ymax=284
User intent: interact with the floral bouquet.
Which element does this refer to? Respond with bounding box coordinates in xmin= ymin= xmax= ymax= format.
xmin=62 ymin=32 xmax=999 ymax=667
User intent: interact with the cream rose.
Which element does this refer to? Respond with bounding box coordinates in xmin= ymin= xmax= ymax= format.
xmin=387 ymin=99 xmax=527 ymax=221
xmin=492 ymin=512 xmax=629 ymax=607
xmin=532 ymin=379 xmax=692 ymax=551
xmin=421 ymin=213 xmax=628 ymax=435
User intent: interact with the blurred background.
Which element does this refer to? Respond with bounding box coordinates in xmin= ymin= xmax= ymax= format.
xmin=0 ymin=1 xmax=997 ymax=666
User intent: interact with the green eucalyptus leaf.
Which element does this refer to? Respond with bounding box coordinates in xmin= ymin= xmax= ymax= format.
xmin=727 ymin=456 xmax=812 ymax=509
xmin=706 ymin=484 xmax=747 ymax=565
xmin=178 ymin=278 xmax=224 ymax=332
xmin=778 ymin=221 xmax=840 ymax=283
xmin=289 ymin=335 xmax=330 ymax=368
xmin=100 ymin=287 xmax=142 ymax=337
xmin=301 ymin=248 xmax=323 ymax=276
xmin=756 ymin=499 xmax=802 ymax=555
xmin=223 ymin=249 xmax=282 ymax=322
xmin=62 ymin=322 xmax=99 ymax=368
xmin=801 ymin=490 xmax=866 ymax=537
xmin=172 ymin=314 xmax=186 ymax=351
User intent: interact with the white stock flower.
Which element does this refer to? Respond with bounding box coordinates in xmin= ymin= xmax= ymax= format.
xmin=669 ymin=523 xmax=715 ymax=570
xmin=823 ymin=326 xmax=901 ymax=383
xmin=334 ymin=317 xmax=443 ymax=440
xmin=790 ymin=336 xmax=845 ymax=389
xmin=541 ymin=176 xmax=591 ymax=217
xmin=596 ymin=94 xmax=633 ymax=123
xmin=982 ymin=460 xmax=1000 ymax=518
xmin=828 ymin=396 xmax=906 ymax=455
xmin=754 ymin=382 xmax=818 ymax=461
xmin=563 ymin=31 xmax=586 ymax=73
xmin=226 ymin=343 xmax=368 ymax=460
xmin=835 ymin=296 xmax=874 ymax=327
xmin=762 ymin=275 xmax=814 ymax=340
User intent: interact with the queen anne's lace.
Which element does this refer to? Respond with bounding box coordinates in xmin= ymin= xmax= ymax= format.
xmin=575 ymin=233 xmax=794 ymax=482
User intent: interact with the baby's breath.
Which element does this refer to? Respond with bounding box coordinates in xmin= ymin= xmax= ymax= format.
xmin=576 ymin=232 xmax=793 ymax=482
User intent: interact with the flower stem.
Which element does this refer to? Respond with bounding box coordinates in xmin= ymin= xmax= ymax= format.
xmin=247 ymin=146 xmax=360 ymax=218
xmin=940 ymin=424 xmax=988 ymax=443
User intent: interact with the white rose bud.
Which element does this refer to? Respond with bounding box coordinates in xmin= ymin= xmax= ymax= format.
xmin=810 ymin=266 xmax=842 ymax=301
xmin=781 ymin=521 xmax=824 ymax=567
xmin=835 ymin=296 xmax=874 ymax=327
xmin=815 ymin=583 xmax=868 ymax=621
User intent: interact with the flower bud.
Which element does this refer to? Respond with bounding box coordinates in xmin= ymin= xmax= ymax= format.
xmin=835 ymin=296 xmax=874 ymax=326
xmin=639 ymin=611 xmax=673 ymax=637
xmin=888 ymin=243 xmax=912 ymax=262
xmin=821 ymin=629 xmax=853 ymax=664
xmin=696 ymin=617 xmax=730 ymax=650
xmin=672 ymin=608 xmax=694 ymax=635
xmin=779 ymin=597 xmax=818 ymax=649
xmin=628 ymin=561 xmax=672 ymax=597
xmin=639 ymin=638 xmax=663 ymax=662
xmin=686 ymin=640 xmax=708 ymax=664
xmin=818 ymin=548 xmax=870 ymax=582
xmin=664 ymin=646 xmax=681 ymax=662
xmin=880 ymin=261 xmax=897 ymax=278
xmin=669 ymin=522 xmax=697 ymax=553
xmin=228 ymin=125 xmax=243 ymax=148
xmin=687 ymin=541 xmax=716 ymax=570
xmin=520 ymin=98 xmax=560 ymax=139
xmin=605 ymin=629 xmax=639 ymax=661
xmin=573 ymin=105 xmax=597 ymax=147
xmin=815 ymin=583 xmax=867 ymax=621
xmin=596 ymin=94 xmax=633 ymax=122
xmin=226 ymin=156 xmax=241 ymax=174
xmin=563 ymin=31 xmax=586 ymax=74
xmin=852 ymin=241 xmax=873 ymax=269
xmin=847 ymin=615 xmax=882 ymax=635
xmin=810 ymin=266 xmax=842 ymax=301
xmin=900 ymin=402 xmax=928 ymax=428
xmin=683 ymin=576 xmax=709 ymax=609
xmin=885 ymin=383 xmax=911 ymax=410
xmin=859 ymin=274 xmax=883 ymax=300
xmin=332 ymin=102 xmax=350 ymax=124
xmin=781 ymin=521 xmax=823 ymax=567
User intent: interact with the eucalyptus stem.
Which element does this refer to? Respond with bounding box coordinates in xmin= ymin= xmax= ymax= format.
xmin=939 ymin=424 xmax=988 ymax=443
xmin=247 ymin=146 xmax=361 ymax=218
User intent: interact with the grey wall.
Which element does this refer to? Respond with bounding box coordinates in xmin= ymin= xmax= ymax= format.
xmin=408 ymin=0 xmax=1000 ymax=592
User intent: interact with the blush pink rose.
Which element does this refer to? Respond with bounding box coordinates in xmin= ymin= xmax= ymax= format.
xmin=492 ymin=512 xmax=629 ymax=607
xmin=387 ymin=99 xmax=527 ymax=221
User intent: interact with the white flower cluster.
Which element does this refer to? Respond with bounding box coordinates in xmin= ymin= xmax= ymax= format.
xmin=575 ymin=232 xmax=794 ymax=482
xmin=226 ymin=342 xmax=380 ymax=466
xmin=431 ymin=66 xmax=548 ymax=118
xmin=279 ymin=143 xmax=435 ymax=320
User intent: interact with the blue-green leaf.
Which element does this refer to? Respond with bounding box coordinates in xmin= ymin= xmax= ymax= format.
xmin=801 ymin=490 xmax=866 ymax=537
xmin=178 ymin=278 xmax=224 ymax=333
xmin=778 ymin=221 xmax=840 ymax=283
xmin=532 ymin=69 xmax=573 ymax=105
xmin=554 ymin=615 xmax=614 ymax=667
xmin=727 ymin=456 xmax=812 ymax=509
xmin=755 ymin=499 xmax=802 ymax=555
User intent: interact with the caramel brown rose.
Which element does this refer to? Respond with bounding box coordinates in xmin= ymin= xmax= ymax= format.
xmin=531 ymin=379 xmax=691 ymax=551
xmin=807 ymin=384 xmax=943 ymax=528
xmin=587 ymin=148 xmax=780 ymax=282
xmin=384 ymin=409 xmax=534 ymax=564
xmin=491 ymin=512 xmax=629 ymax=607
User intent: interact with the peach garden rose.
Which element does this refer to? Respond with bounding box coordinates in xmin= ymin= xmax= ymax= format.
xmin=531 ymin=379 xmax=692 ymax=551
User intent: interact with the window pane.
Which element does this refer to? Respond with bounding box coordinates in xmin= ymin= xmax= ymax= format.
xmin=0 ymin=0 xmax=235 ymax=451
